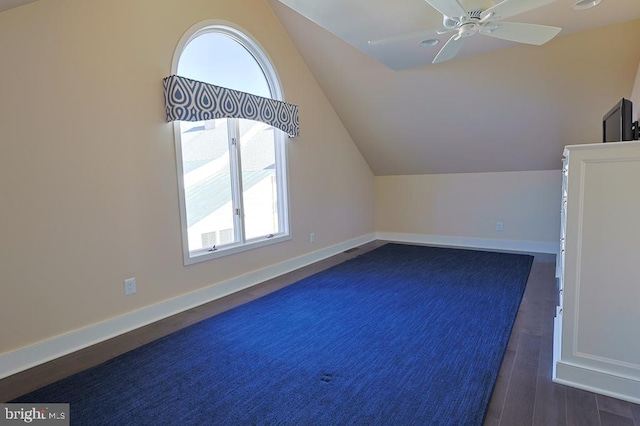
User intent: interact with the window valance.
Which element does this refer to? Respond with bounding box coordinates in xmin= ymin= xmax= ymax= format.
xmin=163 ymin=75 xmax=299 ymax=137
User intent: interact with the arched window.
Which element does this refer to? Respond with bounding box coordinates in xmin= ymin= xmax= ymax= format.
xmin=172 ymin=22 xmax=290 ymax=264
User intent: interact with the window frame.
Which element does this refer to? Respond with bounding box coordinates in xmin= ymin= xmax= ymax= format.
xmin=171 ymin=21 xmax=291 ymax=265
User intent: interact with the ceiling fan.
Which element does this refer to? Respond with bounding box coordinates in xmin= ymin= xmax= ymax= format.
xmin=368 ymin=0 xmax=562 ymax=64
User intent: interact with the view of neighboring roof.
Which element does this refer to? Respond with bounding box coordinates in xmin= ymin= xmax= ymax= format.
xmin=181 ymin=119 xmax=277 ymax=226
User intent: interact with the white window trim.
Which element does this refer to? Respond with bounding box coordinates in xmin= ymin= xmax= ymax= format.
xmin=171 ymin=20 xmax=291 ymax=265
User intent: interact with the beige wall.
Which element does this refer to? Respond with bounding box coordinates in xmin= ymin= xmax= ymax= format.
xmin=375 ymin=170 xmax=561 ymax=246
xmin=0 ymin=0 xmax=374 ymax=354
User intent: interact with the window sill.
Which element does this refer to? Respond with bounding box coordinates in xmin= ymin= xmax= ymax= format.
xmin=183 ymin=233 xmax=291 ymax=265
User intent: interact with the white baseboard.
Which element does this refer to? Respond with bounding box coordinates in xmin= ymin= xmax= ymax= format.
xmin=554 ymin=361 xmax=640 ymax=405
xmin=0 ymin=233 xmax=376 ymax=380
xmin=376 ymin=232 xmax=559 ymax=255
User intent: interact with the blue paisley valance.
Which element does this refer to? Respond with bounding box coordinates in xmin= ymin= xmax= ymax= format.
xmin=163 ymin=75 xmax=299 ymax=137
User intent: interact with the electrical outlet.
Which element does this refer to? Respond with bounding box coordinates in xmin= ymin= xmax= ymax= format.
xmin=310 ymin=233 xmax=315 ymax=243
xmin=496 ymin=222 xmax=504 ymax=232
xmin=124 ymin=277 xmax=136 ymax=296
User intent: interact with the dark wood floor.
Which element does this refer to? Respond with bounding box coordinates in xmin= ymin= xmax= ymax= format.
xmin=2 ymin=241 xmax=639 ymax=425
xmin=483 ymin=250 xmax=640 ymax=426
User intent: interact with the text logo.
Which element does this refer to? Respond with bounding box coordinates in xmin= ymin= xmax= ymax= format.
xmin=0 ymin=404 xmax=69 ymax=426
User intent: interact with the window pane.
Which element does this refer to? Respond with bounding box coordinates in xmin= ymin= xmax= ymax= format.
xmin=181 ymin=119 xmax=236 ymax=251
xmin=179 ymin=33 xmax=271 ymax=98
xmin=239 ymin=119 xmax=278 ymax=240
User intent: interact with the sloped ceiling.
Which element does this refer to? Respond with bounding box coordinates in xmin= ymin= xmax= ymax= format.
xmin=269 ymin=0 xmax=640 ymax=175
xmin=274 ymin=0 xmax=639 ymax=70
xmin=3 ymin=0 xmax=639 ymax=175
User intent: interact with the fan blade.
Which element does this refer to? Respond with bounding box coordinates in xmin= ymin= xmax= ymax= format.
xmin=368 ymin=28 xmax=443 ymax=46
xmin=425 ymin=0 xmax=468 ymax=20
xmin=432 ymin=34 xmax=465 ymax=64
xmin=482 ymin=22 xmax=561 ymax=45
xmin=481 ymin=0 xmax=557 ymax=21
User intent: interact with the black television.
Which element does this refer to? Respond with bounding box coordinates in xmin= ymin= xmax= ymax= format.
xmin=602 ymin=98 xmax=638 ymax=142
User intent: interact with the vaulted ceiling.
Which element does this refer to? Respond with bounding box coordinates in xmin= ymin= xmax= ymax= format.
xmin=4 ymin=0 xmax=640 ymax=175
xmin=269 ymin=0 xmax=640 ymax=175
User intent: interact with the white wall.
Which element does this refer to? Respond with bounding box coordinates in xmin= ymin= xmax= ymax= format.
xmin=0 ymin=0 xmax=374 ymax=365
xmin=375 ymin=170 xmax=561 ymax=253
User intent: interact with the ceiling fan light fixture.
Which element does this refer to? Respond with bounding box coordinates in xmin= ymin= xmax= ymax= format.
xmin=572 ymin=0 xmax=601 ymax=10
xmin=419 ymin=39 xmax=439 ymax=47
xmin=442 ymin=16 xmax=458 ymax=29
xmin=366 ymin=0 xmax=567 ymax=65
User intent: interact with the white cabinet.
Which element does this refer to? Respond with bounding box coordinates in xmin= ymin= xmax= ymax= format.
xmin=553 ymin=141 xmax=640 ymax=404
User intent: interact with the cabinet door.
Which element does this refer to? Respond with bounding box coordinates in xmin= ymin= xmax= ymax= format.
xmin=554 ymin=142 xmax=640 ymax=404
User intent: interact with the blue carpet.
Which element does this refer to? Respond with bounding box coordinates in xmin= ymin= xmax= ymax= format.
xmin=14 ymin=244 xmax=533 ymax=425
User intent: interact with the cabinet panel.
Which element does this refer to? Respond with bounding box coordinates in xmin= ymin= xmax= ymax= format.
xmin=575 ymin=160 xmax=640 ymax=365
xmin=553 ymin=142 xmax=640 ymax=404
